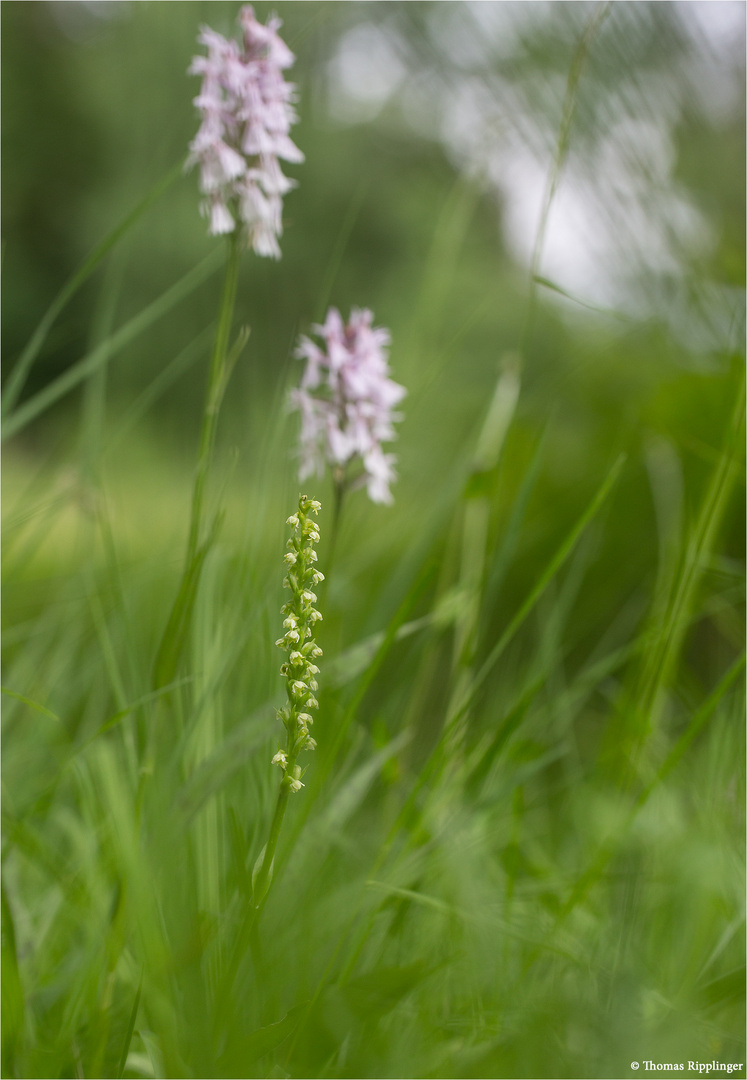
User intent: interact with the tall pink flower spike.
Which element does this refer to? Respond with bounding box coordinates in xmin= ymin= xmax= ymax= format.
xmin=186 ymin=6 xmax=303 ymax=258
xmin=292 ymin=309 xmax=406 ymax=505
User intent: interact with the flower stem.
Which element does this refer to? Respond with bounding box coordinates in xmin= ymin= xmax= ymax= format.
xmin=152 ymin=234 xmax=242 ymax=692
xmin=251 ymin=771 xmax=293 ymax=912
xmin=186 ymin=232 xmax=241 ymax=565
xmin=321 ymin=471 xmax=345 ymax=605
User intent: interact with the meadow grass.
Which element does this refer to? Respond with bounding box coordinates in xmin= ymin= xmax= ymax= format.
xmin=2 ymin=330 xmax=743 ymax=1077
xmin=2 ymin=5 xmax=745 ymax=1079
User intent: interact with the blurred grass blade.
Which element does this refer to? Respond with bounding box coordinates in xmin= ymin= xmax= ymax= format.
xmin=632 ymin=368 xmax=745 ymax=741
xmin=453 ymin=353 xmax=522 ymax=666
xmin=559 ymin=652 xmax=745 ymax=923
xmin=447 ymin=453 xmax=626 ymax=730
xmin=104 ymin=327 xmax=214 ymax=453
xmin=1 ymin=884 xmax=25 ymax=1079
xmin=523 ymin=1 xmax=610 ymax=346
xmin=325 ymin=557 xmax=437 ymax=766
xmin=316 ymin=179 xmax=368 ymax=321
xmin=534 ymin=274 xmax=630 ymax=319
xmin=465 ymin=674 xmax=544 ymax=793
xmin=480 ymin=431 xmax=547 ymax=619
xmin=3 ymin=247 xmax=223 ymax=441
xmin=1 ymin=686 xmax=59 ymax=722
xmin=344 ymin=961 xmax=435 ymax=1020
xmin=175 ymin=707 xmax=271 ymax=825
xmin=365 ymin=882 xmax=581 ymax=960
xmin=115 ymin=976 xmax=142 ymax=1080
xmin=636 ymin=651 xmax=745 ymax=806
xmin=81 ymin=678 xmax=194 ymax=748
xmin=79 ymin=254 xmax=124 ymax=482
xmin=2 ymin=161 xmax=183 ymax=417
xmin=318 ymin=731 xmax=411 ymax=837
xmin=216 ymin=1003 xmax=308 ymax=1074
xmin=152 ymin=512 xmax=224 ymax=690
xmin=325 ymin=614 xmax=434 ymax=690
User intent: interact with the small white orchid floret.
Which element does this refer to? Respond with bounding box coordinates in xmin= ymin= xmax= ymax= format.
xmin=286 ymin=514 xmax=299 ymax=527
xmin=291 ymin=680 xmax=307 ymax=695
xmin=289 ymin=650 xmax=304 ymax=666
xmin=271 ymin=750 xmax=288 ymax=769
xmin=285 ymin=629 xmax=300 ymax=643
xmin=301 ymin=590 xmax=317 ymax=604
xmin=288 ymin=777 xmax=304 ymax=793
xmin=283 ymin=615 xmax=298 ymax=629
xmin=284 ymin=552 xmax=297 ymax=566
xmin=298 ymin=712 xmax=313 ymax=725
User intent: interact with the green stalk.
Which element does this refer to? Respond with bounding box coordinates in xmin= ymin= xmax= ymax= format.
xmin=251 ymin=766 xmax=294 ymax=912
xmin=318 ymin=470 xmax=345 ymax=612
xmin=152 ymin=233 xmax=242 ymax=690
xmin=214 ymin=772 xmax=294 ymax=1039
xmin=187 ymin=232 xmax=242 ymax=564
xmin=521 ymin=0 xmax=610 ymax=355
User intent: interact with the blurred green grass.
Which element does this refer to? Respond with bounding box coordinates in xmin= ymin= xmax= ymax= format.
xmin=2 ymin=3 xmax=745 ymax=1078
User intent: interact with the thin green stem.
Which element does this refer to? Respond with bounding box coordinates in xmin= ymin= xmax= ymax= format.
xmin=213 ymin=754 xmax=296 ymax=1043
xmin=521 ymin=1 xmax=610 ymax=359
xmin=326 ymin=472 xmax=345 ymax=584
xmin=187 ymin=232 xmax=242 ymax=564
xmin=151 ymin=236 xmax=242 ymax=691
xmin=251 ymin=777 xmax=291 ymax=912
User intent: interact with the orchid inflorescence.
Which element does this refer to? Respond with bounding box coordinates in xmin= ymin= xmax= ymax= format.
xmin=291 ymin=307 xmax=406 ymax=504
xmin=186 ymin=15 xmax=407 ymax=502
xmin=272 ymin=495 xmax=325 ymax=792
xmin=186 ymin=5 xmax=303 ymax=257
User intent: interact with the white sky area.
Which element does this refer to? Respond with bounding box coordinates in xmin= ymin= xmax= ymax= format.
xmin=326 ymin=1 xmax=745 ymax=337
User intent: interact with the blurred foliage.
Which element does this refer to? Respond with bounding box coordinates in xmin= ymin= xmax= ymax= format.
xmin=2 ymin=2 xmax=745 ymax=1079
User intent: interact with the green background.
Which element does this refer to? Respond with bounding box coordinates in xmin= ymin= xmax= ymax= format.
xmin=2 ymin=3 xmax=744 ymax=1078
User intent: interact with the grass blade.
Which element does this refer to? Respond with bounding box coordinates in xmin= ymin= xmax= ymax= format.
xmin=115 ymin=976 xmax=142 ymax=1080
xmin=3 ymin=247 xmax=223 ymax=441
xmin=2 ymin=162 xmax=183 ymax=417
xmin=1 ymin=686 xmax=59 ymax=722
xmin=447 ymin=452 xmax=626 ymax=731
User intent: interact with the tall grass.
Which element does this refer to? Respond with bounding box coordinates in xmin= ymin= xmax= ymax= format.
xmin=2 ymin=5 xmax=744 ymax=1080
